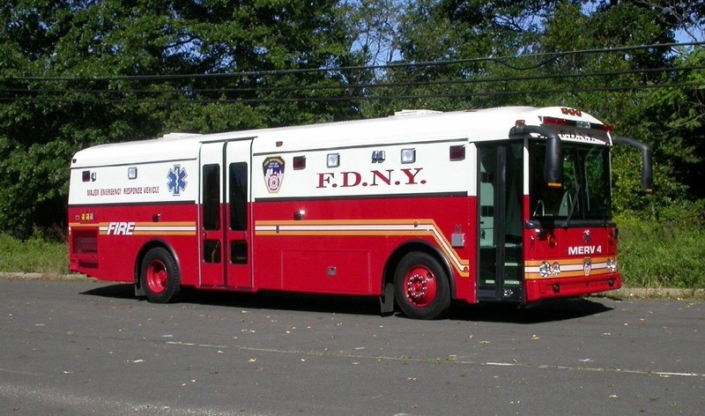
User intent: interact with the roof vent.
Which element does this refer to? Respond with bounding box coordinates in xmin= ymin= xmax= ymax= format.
xmin=392 ymin=109 xmax=442 ymax=117
xmin=159 ymin=132 xmax=202 ymax=140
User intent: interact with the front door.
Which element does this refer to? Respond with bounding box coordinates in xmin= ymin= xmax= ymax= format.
xmin=477 ymin=142 xmax=524 ymax=302
xmin=199 ymin=140 xmax=253 ymax=289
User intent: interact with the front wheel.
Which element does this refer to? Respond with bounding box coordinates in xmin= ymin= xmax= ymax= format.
xmin=394 ymin=252 xmax=451 ymax=319
xmin=140 ymin=247 xmax=181 ymax=303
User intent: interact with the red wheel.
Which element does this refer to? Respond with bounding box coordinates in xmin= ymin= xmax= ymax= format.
xmin=140 ymin=247 xmax=181 ymax=303
xmin=402 ymin=264 xmax=438 ymax=308
xmin=145 ymin=258 xmax=168 ymax=294
xmin=394 ymin=252 xmax=450 ymax=319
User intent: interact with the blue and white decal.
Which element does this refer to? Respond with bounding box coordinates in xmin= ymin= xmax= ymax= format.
xmin=167 ymin=164 xmax=188 ymax=196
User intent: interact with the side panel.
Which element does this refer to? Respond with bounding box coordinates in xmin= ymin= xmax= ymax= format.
xmin=249 ymin=139 xmax=478 ymax=302
xmin=252 ymin=197 xmax=476 ymax=300
xmin=68 ymin=159 xmax=199 ymax=285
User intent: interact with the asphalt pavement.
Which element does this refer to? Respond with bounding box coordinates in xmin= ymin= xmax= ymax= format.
xmin=1 ymin=278 xmax=703 ymax=415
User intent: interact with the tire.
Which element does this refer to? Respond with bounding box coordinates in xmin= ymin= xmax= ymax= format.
xmin=394 ymin=252 xmax=451 ymax=319
xmin=140 ymin=247 xmax=181 ymax=303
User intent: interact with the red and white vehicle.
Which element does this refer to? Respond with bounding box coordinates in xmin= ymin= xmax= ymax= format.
xmin=68 ymin=106 xmax=652 ymax=319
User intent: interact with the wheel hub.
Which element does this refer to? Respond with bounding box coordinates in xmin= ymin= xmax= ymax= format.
xmin=147 ymin=261 xmax=167 ymax=294
xmin=406 ymin=271 xmax=434 ymax=304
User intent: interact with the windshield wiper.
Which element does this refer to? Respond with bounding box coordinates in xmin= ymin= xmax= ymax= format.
xmin=561 ymin=183 xmax=581 ymax=228
xmin=594 ymin=197 xmax=610 ymax=227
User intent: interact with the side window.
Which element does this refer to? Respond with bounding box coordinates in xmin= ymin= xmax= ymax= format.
xmin=202 ymin=164 xmax=220 ymax=231
xmin=229 ymin=162 xmax=248 ymax=231
xmin=479 ymin=147 xmax=496 ymax=247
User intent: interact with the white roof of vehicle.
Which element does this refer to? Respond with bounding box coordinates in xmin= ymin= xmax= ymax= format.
xmin=71 ymin=106 xmax=605 ymax=168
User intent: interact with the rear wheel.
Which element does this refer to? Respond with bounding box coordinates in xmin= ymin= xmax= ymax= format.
xmin=394 ymin=252 xmax=450 ymax=319
xmin=140 ymin=247 xmax=181 ymax=303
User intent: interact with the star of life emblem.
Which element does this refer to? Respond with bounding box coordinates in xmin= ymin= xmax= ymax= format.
xmin=167 ymin=164 xmax=188 ymax=196
xmin=263 ymin=156 xmax=285 ymax=193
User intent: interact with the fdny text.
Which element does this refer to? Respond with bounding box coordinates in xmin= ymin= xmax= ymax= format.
xmin=316 ymin=168 xmax=425 ymax=189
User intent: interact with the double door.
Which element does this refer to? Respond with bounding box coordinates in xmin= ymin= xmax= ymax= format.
xmin=477 ymin=142 xmax=524 ymax=302
xmin=199 ymin=140 xmax=253 ymax=289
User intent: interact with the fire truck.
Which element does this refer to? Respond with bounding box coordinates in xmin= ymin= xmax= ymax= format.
xmin=68 ymin=106 xmax=652 ymax=319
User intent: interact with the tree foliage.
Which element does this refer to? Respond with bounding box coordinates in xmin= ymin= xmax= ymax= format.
xmin=0 ymin=0 xmax=358 ymax=239
xmin=0 ymin=0 xmax=703 ymax=239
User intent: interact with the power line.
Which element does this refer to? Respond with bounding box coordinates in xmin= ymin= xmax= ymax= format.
xmin=3 ymin=81 xmax=700 ymax=105
xmin=7 ymin=41 xmax=704 ymax=83
xmin=3 ymin=65 xmax=703 ymax=98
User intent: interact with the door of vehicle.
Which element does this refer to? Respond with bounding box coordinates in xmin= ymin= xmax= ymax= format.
xmin=199 ymin=139 xmax=253 ymax=289
xmin=476 ymin=142 xmax=524 ymax=302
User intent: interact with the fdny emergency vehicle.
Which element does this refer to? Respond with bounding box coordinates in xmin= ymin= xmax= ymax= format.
xmin=68 ymin=106 xmax=652 ymax=319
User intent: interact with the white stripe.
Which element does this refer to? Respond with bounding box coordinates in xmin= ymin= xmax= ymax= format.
xmin=256 ymin=224 xmax=432 ymax=232
xmin=98 ymin=225 xmax=196 ymax=232
xmin=133 ymin=226 xmax=196 ymax=232
xmin=526 ymin=263 xmax=607 ymax=273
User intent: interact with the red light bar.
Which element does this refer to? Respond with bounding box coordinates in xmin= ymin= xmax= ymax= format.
xmin=541 ymin=116 xmax=567 ymax=126
xmin=541 ymin=116 xmax=610 ymax=131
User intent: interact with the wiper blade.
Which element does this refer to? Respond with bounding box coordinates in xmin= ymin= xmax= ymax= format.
xmin=562 ymin=183 xmax=581 ymax=228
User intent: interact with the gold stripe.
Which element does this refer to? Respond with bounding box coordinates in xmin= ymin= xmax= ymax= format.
xmin=68 ymin=223 xmax=99 ymax=228
xmin=255 ymin=219 xmax=470 ymax=277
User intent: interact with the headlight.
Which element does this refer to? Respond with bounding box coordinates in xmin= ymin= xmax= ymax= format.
xmin=539 ymin=261 xmax=550 ymax=278
xmin=607 ymin=257 xmax=617 ymax=272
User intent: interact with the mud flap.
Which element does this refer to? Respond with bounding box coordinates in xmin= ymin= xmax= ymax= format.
xmin=135 ymin=281 xmax=145 ymax=297
xmin=379 ymin=281 xmax=395 ymax=316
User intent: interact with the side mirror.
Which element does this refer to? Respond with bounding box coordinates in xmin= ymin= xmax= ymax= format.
xmin=613 ymin=137 xmax=653 ymax=193
xmin=509 ymin=125 xmax=563 ymax=188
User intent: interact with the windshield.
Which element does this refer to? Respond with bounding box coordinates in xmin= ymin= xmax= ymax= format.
xmin=529 ymin=140 xmax=611 ymax=221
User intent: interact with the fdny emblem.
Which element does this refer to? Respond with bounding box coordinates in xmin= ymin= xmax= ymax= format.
xmin=167 ymin=164 xmax=188 ymax=196
xmin=263 ymin=156 xmax=285 ymax=193
xmin=583 ymin=258 xmax=592 ymax=276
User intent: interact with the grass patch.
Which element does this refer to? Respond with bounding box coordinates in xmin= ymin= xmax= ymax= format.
xmin=0 ymin=234 xmax=68 ymax=276
xmin=617 ymin=216 xmax=705 ymax=288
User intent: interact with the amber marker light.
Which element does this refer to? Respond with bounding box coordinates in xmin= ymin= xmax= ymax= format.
xmin=547 ymin=233 xmax=557 ymax=248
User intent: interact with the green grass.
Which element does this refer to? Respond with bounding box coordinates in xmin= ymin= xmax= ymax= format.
xmin=617 ymin=216 xmax=705 ymax=289
xmin=0 ymin=234 xmax=69 ymax=276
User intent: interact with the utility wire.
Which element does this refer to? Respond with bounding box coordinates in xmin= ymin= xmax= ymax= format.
xmin=4 ymin=65 xmax=703 ymax=97
xmin=8 ymin=41 xmax=704 ymax=83
xmin=4 ymin=81 xmax=700 ymax=104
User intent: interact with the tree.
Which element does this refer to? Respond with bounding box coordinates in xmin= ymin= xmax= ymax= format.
xmin=0 ymin=0 xmax=358 ymax=239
